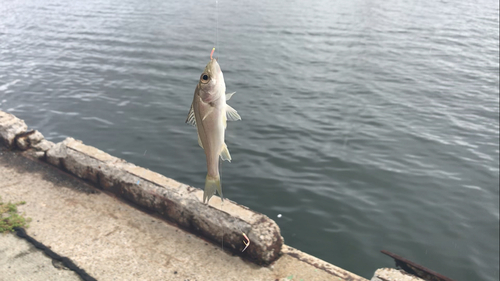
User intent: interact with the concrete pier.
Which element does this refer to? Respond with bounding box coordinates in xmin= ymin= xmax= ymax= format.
xmin=1 ymin=110 xmax=369 ymax=280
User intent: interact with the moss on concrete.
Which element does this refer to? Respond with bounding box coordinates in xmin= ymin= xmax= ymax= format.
xmin=0 ymin=196 xmax=31 ymax=233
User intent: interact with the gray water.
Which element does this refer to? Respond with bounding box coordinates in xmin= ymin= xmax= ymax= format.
xmin=1 ymin=0 xmax=499 ymax=280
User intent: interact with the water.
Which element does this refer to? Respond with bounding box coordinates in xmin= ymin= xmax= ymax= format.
xmin=1 ymin=0 xmax=498 ymax=279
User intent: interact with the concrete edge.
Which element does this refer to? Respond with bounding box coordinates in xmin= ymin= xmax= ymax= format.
xmin=283 ymin=245 xmax=368 ymax=281
xmin=0 ymin=110 xmax=282 ymax=265
xmin=371 ymin=268 xmax=426 ymax=281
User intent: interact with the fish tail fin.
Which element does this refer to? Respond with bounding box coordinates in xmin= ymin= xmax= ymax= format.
xmin=204 ymin=175 xmax=223 ymax=204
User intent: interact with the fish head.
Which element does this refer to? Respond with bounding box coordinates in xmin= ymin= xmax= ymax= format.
xmin=197 ymin=58 xmax=225 ymax=103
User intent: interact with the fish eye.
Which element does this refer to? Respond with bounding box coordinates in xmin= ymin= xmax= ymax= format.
xmin=200 ymin=73 xmax=209 ymax=83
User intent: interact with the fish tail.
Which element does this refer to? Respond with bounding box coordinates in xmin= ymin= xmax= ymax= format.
xmin=204 ymin=175 xmax=223 ymax=204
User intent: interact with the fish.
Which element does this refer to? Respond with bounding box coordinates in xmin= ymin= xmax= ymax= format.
xmin=186 ymin=52 xmax=241 ymax=204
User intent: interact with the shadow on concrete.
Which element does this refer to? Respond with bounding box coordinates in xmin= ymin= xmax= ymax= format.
xmin=0 ymin=147 xmax=98 ymax=195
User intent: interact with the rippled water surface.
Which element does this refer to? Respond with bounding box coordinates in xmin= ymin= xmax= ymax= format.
xmin=1 ymin=0 xmax=499 ymax=279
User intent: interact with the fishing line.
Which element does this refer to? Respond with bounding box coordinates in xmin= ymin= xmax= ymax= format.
xmin=216 ymin=0 xmax=219 ymax=57
xmin=219 ymin=149 xmax=224 ymax=251
xmin=215 ymin=0 xmax=224 ymax=251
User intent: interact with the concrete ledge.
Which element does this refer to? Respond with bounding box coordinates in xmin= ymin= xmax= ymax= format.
xmin=47 ymin=138 xmax=282 ymax=264
xmin=283 ymin=246 xmax=368 ymax=281
xmin=0 ymin=110 xmax=282 ymax=265
xmin=371 ymin=268 xmax=425 ymax=281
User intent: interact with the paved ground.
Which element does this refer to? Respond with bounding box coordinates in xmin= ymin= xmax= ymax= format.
xmin=0 ymin=147 xmax=367 ymax=281
xmin=0 ymin=233 xmax=81 ymax=281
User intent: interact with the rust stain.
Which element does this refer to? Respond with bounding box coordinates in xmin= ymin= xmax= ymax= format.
xmin=381 ymin=250 xmax=456 ymax=281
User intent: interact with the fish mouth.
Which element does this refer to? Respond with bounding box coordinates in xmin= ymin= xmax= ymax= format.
xmin=204 ymin=59 xmax=222 ymax=78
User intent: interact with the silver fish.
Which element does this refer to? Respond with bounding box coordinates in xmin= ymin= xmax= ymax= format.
xmin=186 ymin=57 xmax=241 ymax=203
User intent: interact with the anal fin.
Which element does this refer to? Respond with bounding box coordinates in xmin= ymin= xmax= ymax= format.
xmin=220 ymin=143 xmax=231 ymax=162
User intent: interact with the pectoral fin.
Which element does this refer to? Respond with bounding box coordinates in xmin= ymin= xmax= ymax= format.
xmin=226 ymin=105 xmax=241 ymax=121
xmin=226 ymin=92 xmax=236 ymax=100
xmin=220 ymin=143 xmax=231 ymax=162
xmin=186 ymin=105 xmax=196 ymax=126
